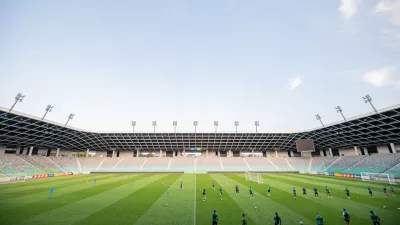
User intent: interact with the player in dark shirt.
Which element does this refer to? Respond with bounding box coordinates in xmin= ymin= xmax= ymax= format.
xmin=370 ymin=211 xmax=380 ymax=225
xmin=314 ymin=187 xmax=319 ymax=198
xmin=302 ymin=187 xmax=308 ymax=198
xmin=212 ymin=210 xmax=218 ymax=225
xmin=341 ymin=208 xmax=350 ymax=225
xmin=274 ymin=212 xmax=282 ymax=225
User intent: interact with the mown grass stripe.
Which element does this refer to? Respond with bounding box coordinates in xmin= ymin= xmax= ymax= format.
xmin=1 ymin=174 xmax=138 ymax=207
xmin=72 ymin=174 xmax=179 ymax=225
xmin=0 ymin=174 xmax=113 ymax=195
xmin=0 ymin=174 xmax=117 ymax=200
xmin=134 ymin=174 xmax=195 ymax=225
xmin=0 ymin=174 xmax=153 ymax=225
xmin=195 ymin=174 xmax=255 ymax=225
xmin=218 ymin=174 xmax=314 ymax=225
xmin=263 ymin=174 xmax=399 ymax=225
xmin=19 ymin=174 xmax=164 ymax=225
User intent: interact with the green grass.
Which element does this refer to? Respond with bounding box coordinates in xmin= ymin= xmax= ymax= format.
xmin=0 ymin=173 xmax=399 ymax=225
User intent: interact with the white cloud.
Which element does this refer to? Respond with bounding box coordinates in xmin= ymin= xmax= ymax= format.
xmin=362 ymin=66 xmax=400 ymax=88
xmin=374 ymin=0 xmax=400 ymax=25
xmin=287 ymin=75 xmax=303 ymax=90
xmin=339 ymin=0 xmax=360 ymax=20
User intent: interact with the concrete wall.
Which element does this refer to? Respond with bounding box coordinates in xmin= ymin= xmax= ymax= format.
xmin=0 ymin=145 xmax=6 ymax=154
xmin=338 ymin=148 xmax=357 ymax=156
xmin=377 ymin=145 xmax=390 ymax=153
xmin=394 ymin=144 xmax=400 ymax=152
xmin=58 ymin=150 xmax=72 ymax=157
xmin=119 ymin=151 xmax=133 ymax=158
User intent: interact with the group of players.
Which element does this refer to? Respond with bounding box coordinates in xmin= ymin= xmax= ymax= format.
xmin=210 ymin=208 xmax=381 ymax=225
xmin=188 ymin=181 xmax=393 ymax=225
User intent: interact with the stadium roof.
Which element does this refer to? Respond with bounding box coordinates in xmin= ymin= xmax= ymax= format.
xmin=0 ymin=105 xmax=399 ymax=152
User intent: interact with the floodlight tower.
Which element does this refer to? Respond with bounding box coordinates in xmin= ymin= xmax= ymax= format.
xmin=193 ymin=121 xmax=198 ymax=134
xmin=65 ymin=113 xmax=75 ymax=126
xmin=234 ymin=121 xmax=239 ymax=133
xmin=315 ymin=114 xmax=324 ymax=127
xmin=255 ymin=121 xmax=259 ymax=133
xmin=42 ymin=105 xmax=53 ymax=120
xmin=362 ymin=94 xmax=377 ymax=113
xmin=152 ymin=121 xmax=157 ymax=133
xmin=335 ymin=106 xmax=346 ymax=121
xmin=173 ymin=121 xmax=177 ymax=133
xmin=9 ymin=93 xmax=25 ymax=112
xmin=132 ymin=121 xmax=136 ymax=133
xmin=214 ymin=121 xmax=218 ymax=133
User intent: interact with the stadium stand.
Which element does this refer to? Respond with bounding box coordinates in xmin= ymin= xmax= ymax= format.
xmin=196 ymin=157 xmax=222 ymax=172
xmin=325 ymin=155 xmax=366 ymax=173
xmin=245 ymin=158 xmax=276 ymax=171
xmin=221 ymin=158 xmax=249 ymax=171
xmin=50 ymin=156 xmax=79 ymax=172
xmin=112 ymin=158 xmax=146 ymax=171
xmin=141 ymin=158 xmax=170 ymax=171
xmin=19 ymin=155 xmax=63 ymax=173
xmin=0 ymin=154 xmax=42 ymax=175
xmin=269 ymin=158 xmax=293 ymax=171
xmin=287 ymin=157 xmax=310 ymax=172
xmin=79 ymin=157 xmax=103 ymax=172
xmin=169 ymin=157 xmax=195 ymax=172
xmin=309 ymin=157 xmax=338 ymax=172
xmin=98 ymin=158 xmax=120 ymax=171
xmin=342 ymin=153 xmax=400 ymax=175
xmin=385 ymin=162 xmax=400 ymax=178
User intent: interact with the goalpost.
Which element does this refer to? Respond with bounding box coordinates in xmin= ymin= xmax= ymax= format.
xmin=245 ymin=172 xmax=264 ymax=184
xmin=361 ymin=172 xmax=395 ymax=184
xmin=7 ymin=173 xmax=27 ymax=182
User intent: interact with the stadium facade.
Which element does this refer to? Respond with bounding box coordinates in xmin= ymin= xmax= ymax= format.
xmin=1 ymin=105 xmax=399 ymax=156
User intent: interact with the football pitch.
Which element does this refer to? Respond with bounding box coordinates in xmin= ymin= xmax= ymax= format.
xmin=0 ymin=173 xmax=399 ymax=225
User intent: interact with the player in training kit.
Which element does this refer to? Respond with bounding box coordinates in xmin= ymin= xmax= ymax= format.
xmin=202 ymin=188 xmax=207 ymax=200
xmin=293 ymin=187 xmax=297 ymax=199
xmin=180 ymin=181 xmax=183 ymax=190
xmin=249 ymin=186 xmax=253 ymax=199
xmin=341 ymin=208 xmax=350 ymax=225
xmin=212 ymin=210 xmax=218 ymax=225
xmin=325 ymin=186 xmax=332 ymax=198
xmin=314 ymin=187 xmax=319 ymax=198
xmin=235 ymin=184 xmax=239 ymax=195
xmin=267 ymin=186 xmax=271 ymax=196
xmin=274 ymin=212 xmax=282 ymax=225
xmin=390 ymin=185 xmax=396 ymax=196
xmin=368 ymin=186 xmax=373 ymax=198
xmin=383 ymin=187 xmax=388 ymax=198
xmin=316 ymin=212 xmax=327 ymax=225
xmin=370 ymin=211 xmax=380 ymax=225
xmin=212 ymin=181 xmax=216 ymax=191
xmin=345 ymin=187 xmax=350 ymax=199
xmin=302 ymin=187 xmax=308 ymax=198
xmin=242 ymin=214 xmax=247 ymax=225
xmin=219 ymin=187 xmax=223 ymax=200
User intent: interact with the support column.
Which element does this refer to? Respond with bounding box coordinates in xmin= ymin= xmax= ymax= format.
xmin=354 ymin=146 xmax=359 ymax=155
xmin=206 ymin=150 xmax=208 ymax=157
xmin=390 ymin=143 xmax=396 ymax=153
xmin=229 ymin=150 xmax=231 ymax=157
xmin=320 ymin=150 xmax=324 ymax=157
xmin=275 ymin=150 xmax=278 ymax=157
xmin=218 ymin=150 xmax=220 ymax=157
xmin=86 ymin=149 xmax=89 ymax=158
xmin=112 ymin=150 xmax=115 ymax=158
xmin=56 ymin=148 xmax=60 ymax=157
xmin=290 ymin=150 xmax=294 ymax=157
xmin=173 ymin=151 xmax=175 ymax=157
xmin=329 ymin=148 xmax=333 ymax=157
xmin=159 ymin=150 xmax=162 ymax=158
xmin=137 ymin=150 xmax=139 ymax=158
xmin=364 ymin=147 xmax=369 ymax=155
xmin=252 ymin=149 xmax=254 ymax=157
xmin=28 ymin=146 xmax=33 ymax=156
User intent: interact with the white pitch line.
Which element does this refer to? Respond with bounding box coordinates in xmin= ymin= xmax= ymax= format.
xmin=194 ymin=173 xmax=196 ymax=225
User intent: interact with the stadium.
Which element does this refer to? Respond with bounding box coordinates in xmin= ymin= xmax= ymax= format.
xmin=2 ymin=1 xmax=400 ymax=225
xmin=1 ymin=98 xmax=400 ymax=225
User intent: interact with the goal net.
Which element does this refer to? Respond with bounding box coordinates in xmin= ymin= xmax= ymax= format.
xmin=361 ymin=172 xmax=395 ymax=184
xmin=245 ymin=172 xmax=264 ymax=184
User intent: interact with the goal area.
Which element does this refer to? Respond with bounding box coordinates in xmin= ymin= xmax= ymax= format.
xmin=245 ymin=172 xmax=264 ymax=184
xmin=360 ymin=172 xmax=395 ymax=184
xmin=6 ymin=173 xmax=27 ymax=182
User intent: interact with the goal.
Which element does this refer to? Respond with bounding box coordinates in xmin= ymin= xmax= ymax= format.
xmin=361 ymin=172 xmax=395 ymax=184
xmin=245 ymin=172 xmax=264 ymax=184
xmin=8 ymin=173 xmax=27 ymax=182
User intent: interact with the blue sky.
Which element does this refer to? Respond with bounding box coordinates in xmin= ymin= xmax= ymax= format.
xmin=0 ymin=0 xmax=399 ymax=133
